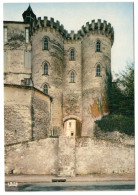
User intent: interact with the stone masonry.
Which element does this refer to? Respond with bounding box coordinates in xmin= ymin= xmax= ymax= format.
xmin=4 ymin=5 xmax=134 ymax=177
xmin=4 ymin=5 xmax=114 ymax=138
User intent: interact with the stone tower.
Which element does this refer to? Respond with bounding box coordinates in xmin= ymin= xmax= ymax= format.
xmin=26 ymin=6 xmax=114 ymax=138
xmin=31 ymin=17 xmax=64 ymax=136
xmin=4 ymin=5 xmax=114 ymax=143
xmin=81 ymin=20 xmax=114 ymax=136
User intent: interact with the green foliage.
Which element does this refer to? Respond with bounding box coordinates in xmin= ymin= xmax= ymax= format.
xmin=116 ymin=63 xmax=134 ymax=117
xmin=96 ymin=63 xmax=134 ymax=136
xmin=95 ymin=114 xmax=134 ymax=136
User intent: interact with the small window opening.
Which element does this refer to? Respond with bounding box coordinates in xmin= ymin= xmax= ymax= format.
xmin=69 ymin=122 xmax=72 ymax=127
xmin=44 ymin=84 xmax=48 ymax=94
xmin=44 ymin=39 xmax=48 ymax=50
xmin=96 ymin=65 xmax=101 ymax=76
xmin=25 ymin=78 xmax=30 ymax=85
xmin=71 ymin=132 xmax=74 ymax=136
xmin=44 ymin=63 xmax=48 ymax=75
xmin=96 ymin=41 xmax=101 ymax=52
xmin=70 ymin=49 xmax=75 ymax=60
xmin=70 ymin=71 xmax=75 ymax=83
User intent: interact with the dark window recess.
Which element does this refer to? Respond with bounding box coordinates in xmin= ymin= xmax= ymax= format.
xmin=70 ymin=49 xmax=75 ymax=60
xmin=96 ymin=65 xmax=101 ymax=76
xmin=70 ymin=71 xmax=75 ymax=83
xmin=44 ymin=39 xmax=48 ymax=50
xmin=44 ymin=63 xmax=48 ymax=75
xmin=96 ymin=41 xmax=101 ymax=52
xmin=44 ymin=84 xmax=48 ymax=94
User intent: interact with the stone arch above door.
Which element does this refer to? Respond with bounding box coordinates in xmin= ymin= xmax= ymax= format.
xmin=63 ymin=115 xmax=82 ymax=137
xmin=63 ymin=115 xmax=82 ymax=123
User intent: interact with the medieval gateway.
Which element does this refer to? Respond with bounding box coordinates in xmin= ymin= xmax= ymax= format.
xmin=4 ymin=5 xmax=134 ymax=176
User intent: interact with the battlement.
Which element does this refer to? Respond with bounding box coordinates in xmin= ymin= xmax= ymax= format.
xmin=31 ymin=17 xmax=114 ymax=45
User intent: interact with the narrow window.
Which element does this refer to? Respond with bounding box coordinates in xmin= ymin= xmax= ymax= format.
xmin=69 ymin=122 xmax=72 ymax=127
xmin=96 ymin=41 xmax=101 ymax=52
xmin=96 ymin=65 xmax=101 ymax=76
xmin=70 ymin=49 xmax=75 ymax=60
xmin=4 ymin=27 xmax=7 ymax=43
xmin=44 ymin=84 xmax=48 ymax=94
xmin=44 ymin=63 xmax=48 ymax=75
xmin=70 ymin=71 xmax=75 ymax=83
xmin=26 ymin=78 xmax=30 ymax=85
xmin=44 ymin=39 xmax=48 ymax=50
xmin=25 ymin=28 xmax=29 ymax=43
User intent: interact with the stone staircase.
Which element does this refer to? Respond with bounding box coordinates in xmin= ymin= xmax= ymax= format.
xmin=57 ymin=136 xmax=76 ymax=177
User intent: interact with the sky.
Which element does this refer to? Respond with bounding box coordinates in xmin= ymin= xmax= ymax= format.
xmin=3 ymin=2 xmax=134 ymax=80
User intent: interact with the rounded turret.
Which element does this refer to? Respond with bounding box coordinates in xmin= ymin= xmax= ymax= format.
xmin=31 ymin=17 xmax=64 ymax=136
xmin=81 ymin=19 xmax=114 ymax=136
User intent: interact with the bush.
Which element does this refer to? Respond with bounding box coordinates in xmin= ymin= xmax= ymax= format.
xmin=95 ymin=114 xmax=134 ymax=136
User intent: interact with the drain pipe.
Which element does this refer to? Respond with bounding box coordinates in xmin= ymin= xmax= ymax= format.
xmin=50 ymin=100 xmax=54 ymax=137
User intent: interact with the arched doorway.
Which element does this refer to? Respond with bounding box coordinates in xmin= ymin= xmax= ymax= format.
xmin=63 ymin=117 xmax=82 ymax=137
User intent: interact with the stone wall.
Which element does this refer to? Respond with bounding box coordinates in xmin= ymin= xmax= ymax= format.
xmin=5 ymin=136 xmax=134 ymax=175
xmin=4 ymin=22 xmax=32 ymax=86
xmin=4 ymin=86 xmax=32 ymax=145
xmin=76 ymin=137 xmax=134 ymax=175
xmin=4 ymin=85 xmax=51 ymax=145
xmin=32 ymin=89 xmax=51 ymax=138
xmin=58 ymin=136 xmax=76 ymax=176
xmin=5 ymin=138 xmax=58 ymax=175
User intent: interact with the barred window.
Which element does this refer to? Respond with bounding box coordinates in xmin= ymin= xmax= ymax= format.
xmin=70 ymin=49 xmax=75 ymax=60
xmin=70 ymin=71 xmax=75 ymax=83
xmin=44 ymin=39 xmax=48 ymax=50
xmin=44 ymin=84 xmax=48 ymax=94
xmin=44 ymin=63 xmax=48 ymax=75
xmin=96 ymin=65 xmax=101 ymax=76
xmin=96 ymin=41 xmax=101 ymax=52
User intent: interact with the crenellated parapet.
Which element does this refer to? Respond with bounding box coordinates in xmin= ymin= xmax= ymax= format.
xmin=31 ymin=17 xmax=68 ymax=38
xmin=77 ymin=19 xmax=114 ymax=45
xmin=30 ymin=17 xmax=114 ymax=46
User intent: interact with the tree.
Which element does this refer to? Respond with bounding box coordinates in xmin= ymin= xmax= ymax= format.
xmin=95 ymin=63 xmax=134 ymax=136
xmin=105 ymin=63 xmax=134 ymax=117
xmin=115 ymin=63 xmax=134 ymax=117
